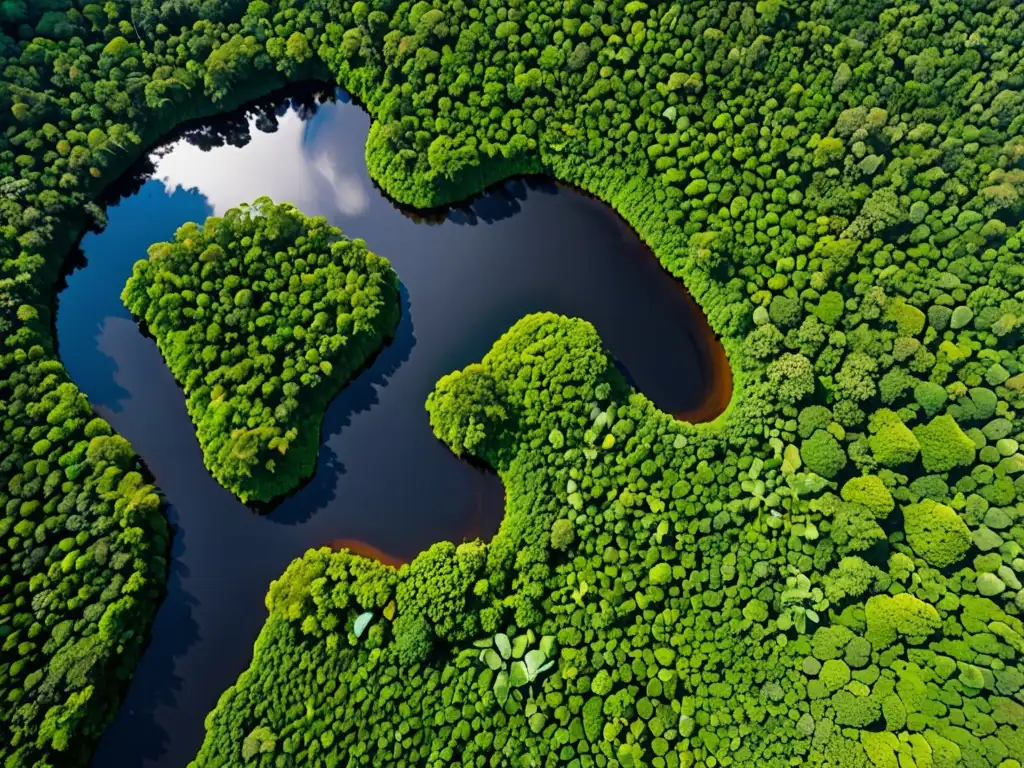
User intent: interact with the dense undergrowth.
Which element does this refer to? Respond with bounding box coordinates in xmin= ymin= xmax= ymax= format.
xmin=1 ymin=0 xmax=1024 ymax=767
xmin=121 ymin=197 xmax=399 ymax=504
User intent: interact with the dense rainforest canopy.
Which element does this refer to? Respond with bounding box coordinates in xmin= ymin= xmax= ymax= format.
xmin=0 ymin=0 xmax=1023 ymax=767
xmin=121 ymin=197 xmax=400 ymax=503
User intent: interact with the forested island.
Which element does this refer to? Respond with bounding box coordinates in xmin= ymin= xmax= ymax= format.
xmin=122 ymin=197 xmax=400 ymax=503
xmin=1 ymin=1 xmax=1023 ymax=767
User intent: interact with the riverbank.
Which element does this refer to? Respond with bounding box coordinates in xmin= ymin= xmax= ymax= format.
xmin=61 ymin=88 xmax=732 ymax=768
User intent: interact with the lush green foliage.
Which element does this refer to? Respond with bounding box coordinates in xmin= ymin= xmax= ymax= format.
xmin=121 ymin=197 xmax=399 ymax=503
xmin=0 ymin=360 xmax=168 ymax=765
xmin=196 ymin=307 xmax=1024 ymax=768
xmin=1 ymin=0 xmax=1024 ymax=766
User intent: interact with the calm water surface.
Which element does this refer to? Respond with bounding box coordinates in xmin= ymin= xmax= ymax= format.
xmin=55 ymin=88 xmax=724 ymax=768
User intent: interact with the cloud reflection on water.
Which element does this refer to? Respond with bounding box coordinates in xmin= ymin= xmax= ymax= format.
xmin=151 ymin=110 xmax=370 ymax=217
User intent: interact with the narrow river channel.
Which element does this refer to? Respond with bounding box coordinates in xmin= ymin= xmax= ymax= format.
xmin=55 ymin=86 xmax=728 ymax=768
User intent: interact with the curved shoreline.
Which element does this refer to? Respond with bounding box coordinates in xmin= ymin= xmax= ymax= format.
xmin=326 ymin=538 xmax=407 ymax=568
xmin=51 ymin=81 xmax=737 ymax=768
xmin=380 ymin=170 xmax=736 ymax=429
xmin=64 ymin=83 xmax=736 ymax=527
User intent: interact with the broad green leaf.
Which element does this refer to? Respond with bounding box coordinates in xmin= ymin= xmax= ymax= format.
xmin=494 ymin=670 xmax=510 ymax=706
xmin=511 ymin=634 xmax=528 ymax=659
xmin=482 ymin=648 xmax=503 ymax=670
xmin=782 ymin=444 xmax=802 ymax=475
xmin=539 ymin=635 xmax=556 ymax=658
xmin=494 ymin=632 xmax=511 ymax=660
xmin=655 ymin=519 xmax=669 ymax=543
xmin=524 ymin=649 xmax=547 ymax=678
xmin=795 ymin=611 xmax=807 ymax=634
xmin=783 ymin=587 xmax=811 ymax=603
xmin=509 ymin=661 xmax=529 ymax=687
xmin=353 ymin=611 xmax=373 ymax=639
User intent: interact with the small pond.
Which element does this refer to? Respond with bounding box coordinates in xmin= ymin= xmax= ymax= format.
xmin=55 ymin=86 xmax=728 ymax=768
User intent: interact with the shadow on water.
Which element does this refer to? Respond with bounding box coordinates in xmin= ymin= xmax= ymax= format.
xmin=56 ymin=187 xmax=213 ymax=414
xmin=98 ymin=514 xmax=200 ymax=766
xmin=267 ymin=282 xmax=417 ymax=525
xmin=55 ymin=85 xmax=732 ymax=768
xmin=387 ymin=176 xmax=558 ymax=227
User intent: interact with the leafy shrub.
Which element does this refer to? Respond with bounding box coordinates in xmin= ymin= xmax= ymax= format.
xmin=840 ymin=475 xmax=894 ymax=519
xmin=913 ymin=414 xmax=977 ymax=474
xmin=903 ymin=499 xmax=972 ymax=568
xmin=550 ymin=518 xmax=575 ymax=551
xmin=868 ymin=410 xmax=921 ymax=467
xmin=801 ymin=430 xmax=848 ymax=479
xmin=864 ymin=594 xmax=941 ymax=650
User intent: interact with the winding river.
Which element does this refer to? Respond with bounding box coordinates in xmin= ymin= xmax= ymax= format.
xmin=55 ymin=87 xmax=729 ymax=768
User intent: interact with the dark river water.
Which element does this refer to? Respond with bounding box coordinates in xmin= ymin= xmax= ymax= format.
xmin=55 ymin=87 xmax=727 ymax=768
